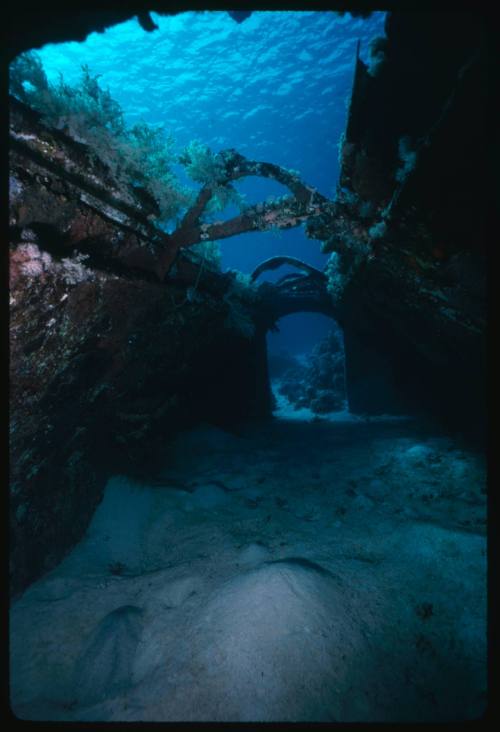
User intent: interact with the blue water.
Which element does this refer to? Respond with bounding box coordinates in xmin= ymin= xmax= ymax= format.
xmin=36 ymin=10 xmax=386 ymax=353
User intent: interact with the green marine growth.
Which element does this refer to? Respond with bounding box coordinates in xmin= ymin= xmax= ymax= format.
xmin=9 ymin=52 xmax=191 ymax=224
xmin=9 ymin=52 xmax=246 ymax=228
xmin=179 ymin=140 xmax=246 ymax=215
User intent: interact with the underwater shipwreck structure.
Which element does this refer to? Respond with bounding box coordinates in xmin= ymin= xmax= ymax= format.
xmin=9 ymin=8 xmax=488 ymax=703
xmin=9 ymin=9 xmax=487 ymax=598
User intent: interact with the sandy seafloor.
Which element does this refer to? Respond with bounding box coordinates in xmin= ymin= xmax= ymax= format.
xmin=10 ymin=383 xmax=487 ymax=722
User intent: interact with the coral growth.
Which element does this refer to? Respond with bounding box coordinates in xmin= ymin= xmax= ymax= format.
xmin=276 ymin=329 xmax=346 ymax=414
xmin=9 ymin=52 xmax=190 ymax=224
xmin=179 ymin=140 xmax=245 ymax=215
xmin=394 ymin=136 xmax=418 ymax=183
xmin=9 ymin=52 xmax=339 ymax=276
xmin=325 ymin=252 xmax=348 ymax=303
